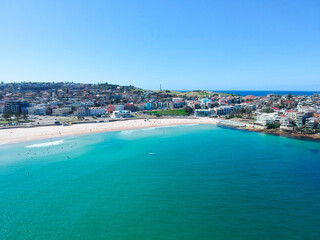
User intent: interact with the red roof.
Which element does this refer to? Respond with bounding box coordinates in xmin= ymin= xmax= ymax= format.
xmin=271 ymin=107 xmax=280 ymax=110
xmin=246 ymin=95 xmax=256 ymax=98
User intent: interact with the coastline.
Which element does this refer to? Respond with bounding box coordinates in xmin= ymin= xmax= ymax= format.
xmin=1 ymin=117 xmax=319 ymax=146
xmin=0 ymin=118 xmax=218 ymax=146
xmin=244 ymin=128 xmax=320 ymax=141
xmin=218 ymin=123 xmax=320 ymax=141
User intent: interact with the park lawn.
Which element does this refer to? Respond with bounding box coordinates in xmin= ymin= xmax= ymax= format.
xmin=148 ymin=109 xmax=187 ymax=116
xmin=0 ymin=119 xmax=32 ymax=124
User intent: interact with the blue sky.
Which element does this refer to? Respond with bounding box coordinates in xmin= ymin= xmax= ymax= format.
xmin=0 ymin=0 xmax=319 ymax=90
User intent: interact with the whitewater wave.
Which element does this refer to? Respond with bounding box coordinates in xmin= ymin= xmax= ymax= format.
xmin=25 ymin=140 xmax=64 ymax=148
xmin=141 ymin=127 xmax=157 ymax=131
xmin=119 ymin=130 xmax=138 ymax=135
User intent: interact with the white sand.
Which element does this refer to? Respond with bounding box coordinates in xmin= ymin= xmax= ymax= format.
xmin=0 ymin=118 xmax=218 ymax=145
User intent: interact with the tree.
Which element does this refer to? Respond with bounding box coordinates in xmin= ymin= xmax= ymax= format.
xmin=288 ymin=92 xmax=292 ymax=100
xmin=15 ymin=111 xmax=21 ymax=120
xmin=22 ymin=109 xmax=28 ymax=119
xmin=3 ymin=109 xmax=12 ymax=121
xmin=266 ymin=123 xmax=280 ymax=129
xmin=184 ymin=106 xmax=193 ymax=116
xmin=114 ymin=97 xmax=120 ymax=104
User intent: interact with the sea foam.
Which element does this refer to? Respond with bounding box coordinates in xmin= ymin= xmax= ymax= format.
xmin=25 ymin=140 xmax=64 ymax=148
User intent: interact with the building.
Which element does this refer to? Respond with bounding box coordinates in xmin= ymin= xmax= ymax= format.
xmin=88 ymin=107 xmax=106 ymax=116
xmin=305 ymin=117 xmax=318 ymax=129
xmin=295 ymin=113 xmax=306 ymax=126
xmin=52 ymin=107 xmax=72 ymax=116
xmin=280 ymin=124 xmax=294 ymax=132
xmin=3 ymin=100 xmax=28 ymax=114
xmin=112 ymin=110 xmax=132 ymax=118
xmin=215 ymin=106 xmax=233 ymax=116
xmin=76 ymin=107 xmax=89 ymax=116
xmin=27 ymin=106 xmax=47 ymax=115
xmin=195 ymin=109 xmax=210 ymax=117
xmin=256 ymin=113 xmax=276 ymax=126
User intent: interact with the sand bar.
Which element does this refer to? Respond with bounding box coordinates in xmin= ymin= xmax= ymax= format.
xmin=0 ymin=118 xmax=218 ymax=145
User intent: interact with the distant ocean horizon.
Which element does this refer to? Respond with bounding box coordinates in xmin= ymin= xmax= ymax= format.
xmin=178 ymin=90 xmax=320 ymax=96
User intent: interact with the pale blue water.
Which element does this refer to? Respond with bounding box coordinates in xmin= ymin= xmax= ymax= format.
xmin=1 ymin=125 xmax=320 ymax=239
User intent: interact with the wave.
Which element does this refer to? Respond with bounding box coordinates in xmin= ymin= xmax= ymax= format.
xmin=25 ymin=140 xmax=64 ymax=148
xmin=119 ymin=130 xmax=138 ymax=135
xmin=141 ymin=127 xmax=157 ymax=131
xmin=157 ymin=124 xmax=199 ymax=129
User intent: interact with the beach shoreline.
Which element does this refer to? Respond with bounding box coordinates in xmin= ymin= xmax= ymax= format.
xmin=0 ymin=118 xmax=218 ymax=146
xmin=1 ymin=117 xmax=319 ymax=146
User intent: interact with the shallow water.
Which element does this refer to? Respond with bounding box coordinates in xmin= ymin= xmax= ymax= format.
xmin=1 ymin=124 xmax=320 ymax=239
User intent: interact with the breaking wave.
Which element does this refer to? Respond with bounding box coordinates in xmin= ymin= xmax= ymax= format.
xmin=25 ymin=140 xmax=64 ymax=148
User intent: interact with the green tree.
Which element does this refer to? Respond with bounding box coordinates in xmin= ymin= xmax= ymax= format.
xmin=22 ymin=109 xmax=28 ymax=119
xmin=184 ymin=106 xmax=193 ymax=116
xmin=266 ymin=123 xmax=280 ymax=129
xmin=3 ymin=109 xmax=12 ymax=120
xmin=288 ymin=92 xmax=292 ymax=100
xmin=15 ymin=111 xmax=21 ymax=120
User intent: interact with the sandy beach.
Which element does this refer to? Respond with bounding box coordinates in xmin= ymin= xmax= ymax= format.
xmin=0 ymin=118 xmax=218 ymax=145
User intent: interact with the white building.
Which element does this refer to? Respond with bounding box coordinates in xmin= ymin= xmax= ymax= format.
xmin=112 ymin=110 xmax=132 ymax=118
xmin=215 ymin=106 xmax=233 ymax=115
xmin=256 ymin=113 xmax=276 ymax=126
xmin=89 ymin=107 xmax=106 ymax=116
xmin=52 ymin=107 xmax=72 ymax=116
xmin=305 ymin=117 xmax=318 ymax=128
xmin=27 ymin=106 xmax=47 ymax=115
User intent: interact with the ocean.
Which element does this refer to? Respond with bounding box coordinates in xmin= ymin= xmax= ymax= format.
xmin=212 ymin=90 xmax=320 ymax=96
xmin=1 ymin=125 xmax=320 ymax=239
xmin=179 ymin=90 xmax=320 ymax=96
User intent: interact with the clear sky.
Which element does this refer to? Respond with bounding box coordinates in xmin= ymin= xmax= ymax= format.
xmin=0 ymin=0 xmax=319 ymax=90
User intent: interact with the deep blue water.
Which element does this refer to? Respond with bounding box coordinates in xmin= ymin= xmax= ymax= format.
xmin=178 ymin=90 xmax=320 ymax=96
xmin=212 ymin=90 xmax=320 ymax=96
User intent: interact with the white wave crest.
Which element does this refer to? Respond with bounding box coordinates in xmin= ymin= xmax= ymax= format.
xmin=141 ymin=127 xmax=156 ymax=131
xmin=26 ymin=140 xmax=64 ymax=148
xmin=119 ymin=130 xmax=138 ymax=135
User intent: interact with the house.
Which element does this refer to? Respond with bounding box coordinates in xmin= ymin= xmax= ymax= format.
xmin=173 ymin=100 xmax=184 ymax=108
xmin=284 ymin=110 xmax=297 ymax=119
xmin=124 ymin=103 xmax=137 ymax=112
xmin=145 ymin=102 xmax=151 ymax=110
xmin=106 ymin=105 xmax=116 ymax=113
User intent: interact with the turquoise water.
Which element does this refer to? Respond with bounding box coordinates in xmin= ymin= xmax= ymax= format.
xmin=1 ymin=125 xmax=320 ymax=240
